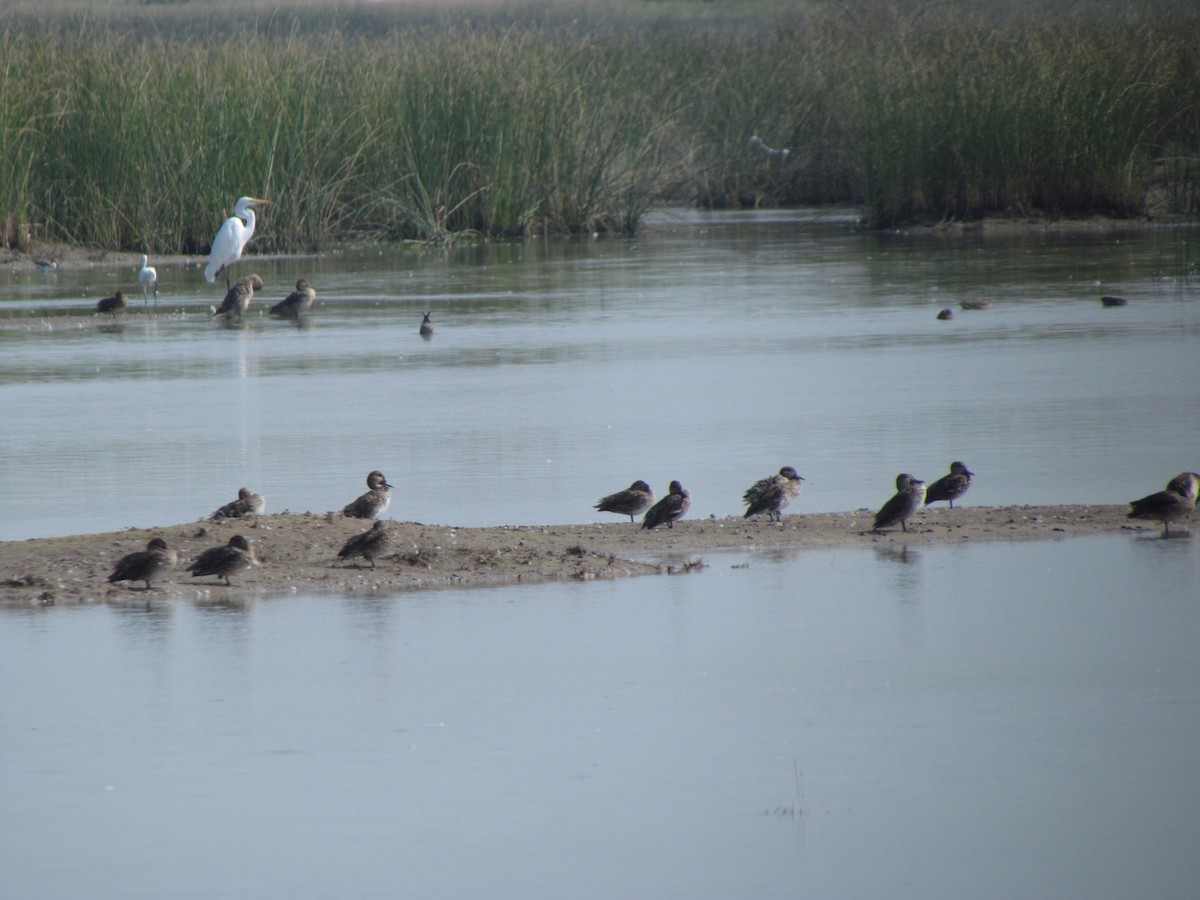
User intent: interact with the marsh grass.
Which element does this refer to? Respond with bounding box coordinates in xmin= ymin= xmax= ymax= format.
xmin=1 ymin=1 xmax=1196 ymax=251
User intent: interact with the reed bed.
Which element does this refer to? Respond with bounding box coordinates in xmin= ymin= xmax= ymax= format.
xmin=1 ymin=1 xmax=1197 ymax=251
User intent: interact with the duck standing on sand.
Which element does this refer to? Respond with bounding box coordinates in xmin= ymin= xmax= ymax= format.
xmin=338 ymin=520 xmax=396 ymax=569
xmin=107 ymin=537 xmax=178 ymax=590
xmin=1128 ymin=472 xmax=1200 ymax=535
xmin=269 ymin=278 xmax=316 ymax=317
xmin=872 ymin=474 xmax=927 ymax=533
xmin=742 ymin=466 xmax=805 ymax=521
xmin=209 ymin=487 xmax=266 ymax=520
xmin=641 ymin=480 xmax=692 ymax=531
xmin=187 ymin=534 xmax=259 ymax=586
xmin=595 ymin=480 xmax=655 ymax=523
xmin=924 ymin=461 xmax=974 ymax=509
xmin=212 ymin=274 xmax=264 ymax=321
xmin=343 ymin=470 xmax=393 ymax=520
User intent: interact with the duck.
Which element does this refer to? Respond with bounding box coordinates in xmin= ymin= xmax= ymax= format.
xmin=269 ymin=278 xmax=316 ymax=317
xmin=924 ymin=461 xmax=974 ymax=509
xmin=209 ymin=487 xmax=266 ymax=520
xmin=107 ymin=537 xmax=177 ymax=590
xmin=641 ymin=480 xmax=692 ymax=531
xmin=187 ymin=534 xmax=259 ymax=586
xmin=95 ymin=291 xmax=127 ymax=316
xmin=343 ymin=470 xmax=393 ymax=520
xmin=419 ymin=311 xmax=437 ymax=337
xmin=1128 ymin=472 xmax=1200 ymax=535
xmin=872 ymin=474 xmax=927 ymax=533
xmin=212 ymin=274 xmax=264 ymax=321
xmin=742 ymin=466 xmax=805 ymax=521
xmin=594 ymin=480 xmax=655 ymax=523
xmin=337 ymin=520 xmax=396 ymax=569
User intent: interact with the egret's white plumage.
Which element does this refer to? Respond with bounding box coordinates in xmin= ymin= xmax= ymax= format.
xmin=137 ymin=254 xmax=158 ymax=308
xmin=204 ymin=196 xmax=271 ymax=288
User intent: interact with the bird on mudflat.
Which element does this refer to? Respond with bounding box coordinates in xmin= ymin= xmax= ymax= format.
xmin=269 ymin=278 xmax=316 ymax=317
xmin=212 ymin=274 xmax=264 ymax=321
xmin=742 ymin=466 xmax=805 ymax=521
xmin=209 ymin=487 xmax=266 ymax=521
xmin=205 ymin=196 xmax=272 ymax=290
xmin=337 ymin=520 xmax=396 ymax=569
xmin=95 ymin=291 xmax=127 ymax=316
xmin=419 ymin=311 xmax=437 ymax=337
xmin=872 ymin=474 xmax=927 ymax=533
xmin=641 ymin=480 xmax=692 ymax=531
xmin=595 ymin=480 xmax=655 ymax=523
xmin=924 ymin=461 xmax=974 ymax=509
xmin=137 ymin=255 xmax=158 ymax=309
xmin=187 ymin=534 xmax=259 ymax=586
xmin=107 ymin=537 xmax=178 ymax=590
xmin=343 ymin=470 xmax=393 ymax=520
xmin=1128 ymin=472 xmax=1200 ymax=536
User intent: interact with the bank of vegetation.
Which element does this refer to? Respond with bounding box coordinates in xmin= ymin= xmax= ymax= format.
xmin=1 ymin=0 xmax=1197 ymax=251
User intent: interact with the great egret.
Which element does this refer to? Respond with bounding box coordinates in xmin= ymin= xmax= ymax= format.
xmin=137 ymin=255 xmax=158 ymax=309
xmin=96 ymin=291 xmax=127 ymax=316
xmin=269 ymin=278 xmax=316 ymax=317
xmin=204 ymin=196 xmax=271 ymax=289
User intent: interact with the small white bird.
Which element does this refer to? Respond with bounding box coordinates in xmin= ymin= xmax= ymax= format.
xmin=204 ymin=196 xmax=272 ymax=290
xmin=749 ymin=134 xmax=790 ymax=161
xmin=137 ymin=254 xmax=158 ymax=310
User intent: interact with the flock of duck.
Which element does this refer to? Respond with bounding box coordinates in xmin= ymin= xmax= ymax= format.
xmin=104 ymin=465 xmax=1200 ymax=591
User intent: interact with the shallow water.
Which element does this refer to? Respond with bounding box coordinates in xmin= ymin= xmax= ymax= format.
xmin=2 ymin=535 xmax=1198 ymax=899
xmin=2 ymin=209 xmax=1198 ymax=540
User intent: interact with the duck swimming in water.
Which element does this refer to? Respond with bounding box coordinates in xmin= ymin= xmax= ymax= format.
xmin=419 ymin=311 xmax=437 ymax=337
xmin=269 ymin=278 xmax=316 ymax=317
xmin=95 ymin=291 xmax=127 ymax=317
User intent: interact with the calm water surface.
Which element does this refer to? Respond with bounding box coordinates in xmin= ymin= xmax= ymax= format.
xmin=2 ymin=210 xmax=1198 ymax=897
xmin=2 ymin=536 xmax=1198 ymax=899
xmin=2 ymin=209 xmax=1197 ymax=539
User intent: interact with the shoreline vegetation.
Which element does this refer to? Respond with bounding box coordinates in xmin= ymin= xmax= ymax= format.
xmin=2 ymin=1 xmax=1198 ymax=254
xmin=0 ymin=505 xmax=1178 ymax=606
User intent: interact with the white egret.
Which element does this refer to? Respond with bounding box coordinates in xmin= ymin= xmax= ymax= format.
xmin=204 ymin=196 xmax=272 ymax=289
xmin=137 ymin=255 xmax=158 ymax=309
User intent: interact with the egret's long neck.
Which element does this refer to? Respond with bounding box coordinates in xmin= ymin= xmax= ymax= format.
xmin=241 ymin=208 xmax=256 ymax=241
